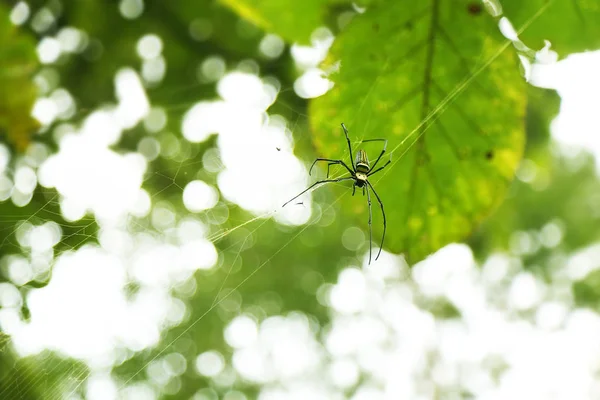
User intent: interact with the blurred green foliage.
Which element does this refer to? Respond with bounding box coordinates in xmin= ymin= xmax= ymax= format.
xmin=0 ymin=4 xmax=39 ymax=151
xmin=1 ymin=0 xmax=600 ymax=399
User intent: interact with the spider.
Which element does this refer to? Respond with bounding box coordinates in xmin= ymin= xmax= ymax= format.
xmin=283 ymin=123 xmax=391 ymax=264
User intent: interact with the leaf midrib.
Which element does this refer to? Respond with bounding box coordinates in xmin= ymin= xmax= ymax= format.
xmin=404 ymin=0 xmax=441 ymax=254
xmin=421 ymin=0 xmax=441 ymax=121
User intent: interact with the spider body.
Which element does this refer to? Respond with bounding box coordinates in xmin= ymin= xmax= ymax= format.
xmin=283 ymin=123 xmax=391 ymax=264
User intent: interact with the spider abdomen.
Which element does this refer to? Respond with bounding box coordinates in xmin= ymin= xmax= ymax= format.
xmin=355 ymin=149 xmax=370 ymax=174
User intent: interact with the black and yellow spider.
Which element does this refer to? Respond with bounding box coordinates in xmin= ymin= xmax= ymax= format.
xmin=283 ymin=123 xmax=390 ymax=263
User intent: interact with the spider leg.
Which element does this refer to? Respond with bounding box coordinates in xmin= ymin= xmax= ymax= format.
xmin=367 ymin=181 xmax=386 ymax=260
xmin=341 ymin=123 xmax=355 ymax=171
xmin=282 ymin=176 xmax=354 ymax=208
xmin=366 ymin=183 xmax=373 ymax=264
xmin=309 ymin=158 xmax=354 ymax=177
xmin=362 ymin=138 xmax=387 ymax=170
xmin=368 ymin=154 xmax=393 ymax=177
xmin=352 ymin=184 xmax=356 ymax=196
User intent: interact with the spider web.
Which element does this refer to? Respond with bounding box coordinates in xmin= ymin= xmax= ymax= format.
xmin=0 ymin=1 xmax=557 ymax=399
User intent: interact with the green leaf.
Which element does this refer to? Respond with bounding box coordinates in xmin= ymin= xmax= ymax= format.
xmin=310 ymin=0 xmax=525 ymax=263
xmin=219 ymin=0 xmax=327 ymax=43
xmin=502 ymin=0 xmax=600 ymax=55
xmin=0 ymin=5 xmax=40 ymax=151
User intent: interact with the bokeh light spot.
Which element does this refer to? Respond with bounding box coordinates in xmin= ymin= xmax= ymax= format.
xmin=341 ymin=226 xmax=365 ymax=251
xmin=225 ymin=315 xmax=258 ymax=349
xmin=195 ymin=350 xmax=225 ymax=377
xmin=137 ymin=34 xmax=163 ymax=60
xmin=198 ymin=56 xmax=226 ymax=83
xmin=189 ymin=19 xmax=213 ymax=41
xmin=10 ymin=2 xmax=29 ymax=25
xmin=119 ymin=0 xmax=144 ymax=19
xmin=183 ymin=180 xmax=219 ymax=212
xmin=37 ymin=37 xmax=61 ymax=64
xmin=259 ymin=34 xmax=285 ymax=59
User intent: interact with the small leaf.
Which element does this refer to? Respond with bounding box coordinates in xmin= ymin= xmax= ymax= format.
xmin=502 ymin=0 xmax=600 ymax=55
xmin=310 ymin=0 xmax=525 ymax=263
xmin=219 ymin=0 xmax=327 ymax=43
xmin=0 ymin=6 xmax=40 ymax=151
